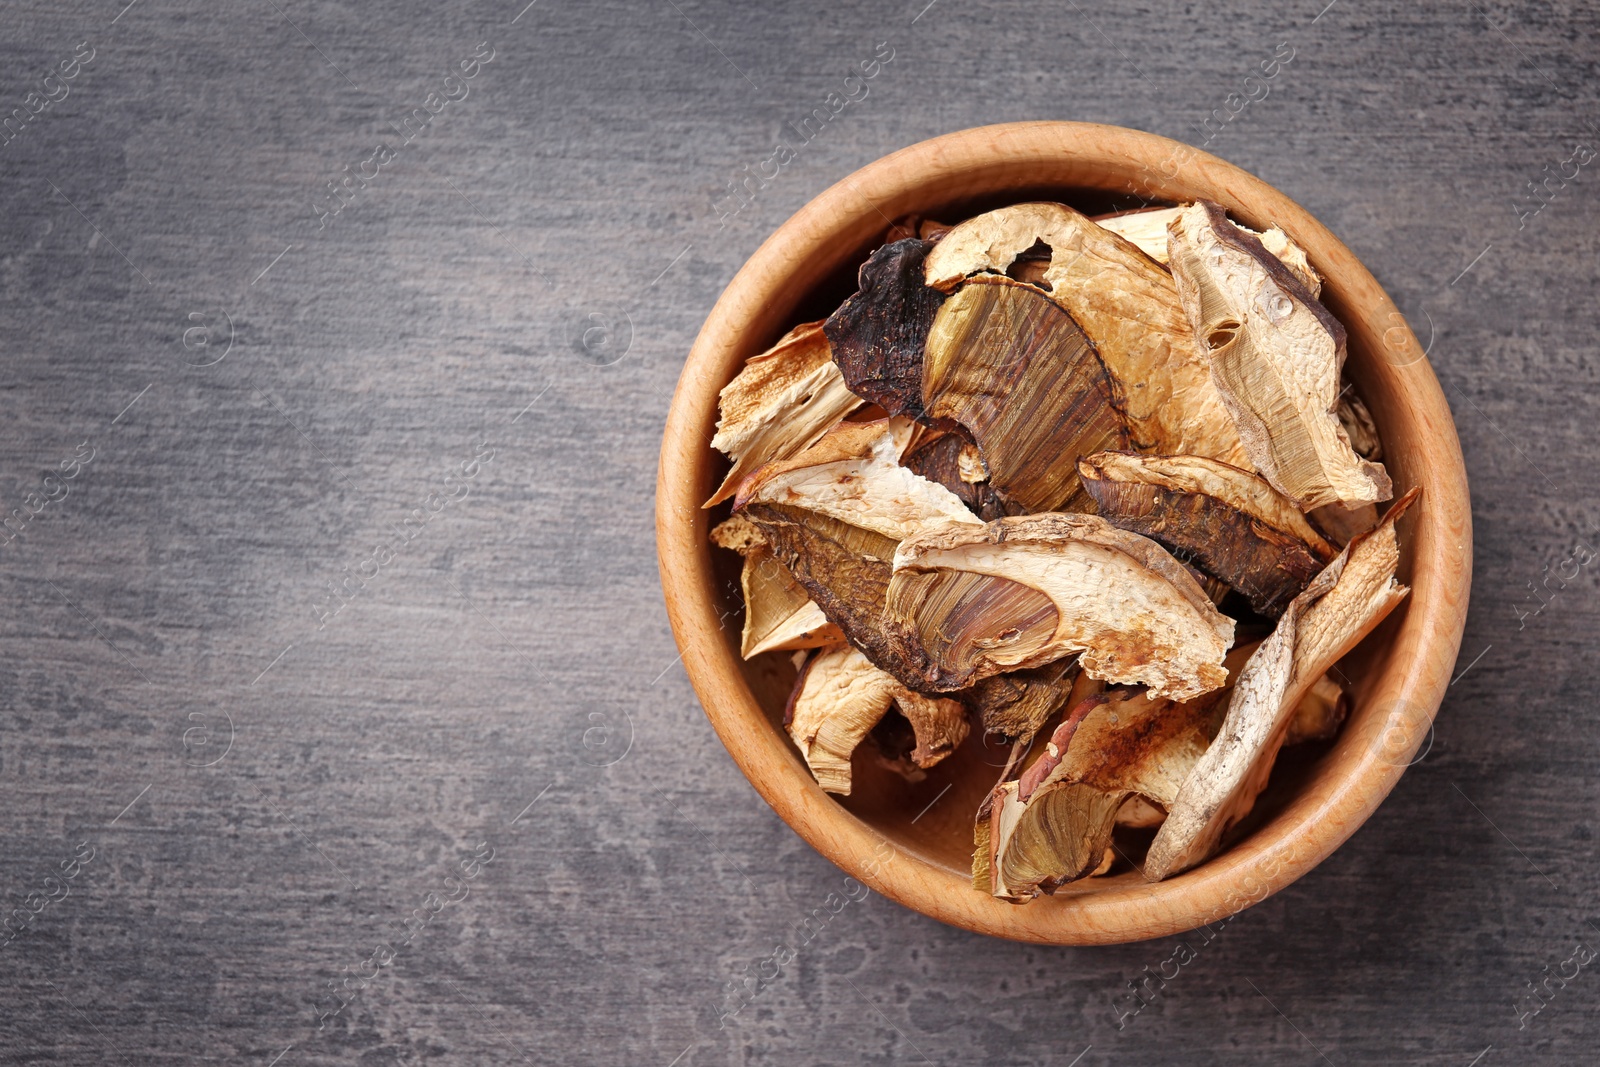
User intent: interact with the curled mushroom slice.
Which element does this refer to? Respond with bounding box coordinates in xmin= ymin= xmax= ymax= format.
xmin=1097 ymin=206 xmax=1322 ymax=297
xmin=924 ymin=202 xmax=1250 ymax=466
xmin=705 ymin=322 xmax=863 ymax=507
xmin=1167 ymin=201 xmax=1392 ymax=511
xmin=1079 ymin=451 xmax=1336 ymax=617
xmin=823 ymin=239 xmax=947 ymax=421
xmin=737 ymin=420 xmax=983 ymax=686
xmin=887 ymin=513 xmax=1235 ymax=700
xmin=711 ymin=515 xmax=844 ymax=658
xmin=1144 ymin=489 xmax=1418 ymax=880
xmin=922 ymin=276 xmax=1130 ymax=512
xmin=1285 ymin=673 xmax=1348 ymax=745
xmin=786 ymin=645 xmax=968 ymax=795
xmin=988 ymin=687 xmax=1223 ymax=900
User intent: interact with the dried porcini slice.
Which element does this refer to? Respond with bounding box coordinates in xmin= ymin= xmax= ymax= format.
xmin=963 ymin=656 xmax=1079 ymax=743
xmin=988 ymin=686 xmax=1223 ymax=900
xmin=705 ymin=321 xmax=862 ymax=507
xmin=924 ymin=202 xmax=1250 ymax=466
xmin=1097 ymin=206 xmax=1323 ymax=296
xmin=737 ymin=419 xmax=983 ymax=686
xmin=903 ymin=428 xmax=1008 ymax=521
xmin=1144 ymin=489 xmax=1418 ymax=880
xmin=823 ymin=239 xmax=947 ymax=421
xmin=1167 ymin=201 xmax=1392 ymax=511
xmin=887 ymin=513 xmax=1235 ymax=700
xmin=922 ymin=276 xmax=1130 ymax=512
xmin=710 ymin=515 xmax=843 ymax=658
xmin=1078 ymin=451 xmax=1336 ymax=617
xmin=786 ymin=645 xmax=968 ymax=795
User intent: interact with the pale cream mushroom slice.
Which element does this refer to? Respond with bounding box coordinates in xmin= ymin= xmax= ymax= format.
xmin=887 ymin=513 xmax=1235 ymax=700
xmin=786 ymin=644 xmax=968 ymax=796
xmin=710 ymin=514 xmax=843 ymax=658
xmin=1096 ymin=205 xmax=1322 ymax=297
xmin=705 ymin=321 xmax=863 ymax=507
xmin=1144 ymin=489 xmax=1418 ymax=880
xmin=923 ymin=201 xmax=1250 ymax=466
xmin=1078 ymin=451 xmax=1336 ymax=617
xmin=1167 ymin=201 xmax=1392 ymax=511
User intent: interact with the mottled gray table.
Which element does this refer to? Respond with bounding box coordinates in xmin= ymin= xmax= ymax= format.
xmin=1 ymin=1 xmax=1596 ymax=1064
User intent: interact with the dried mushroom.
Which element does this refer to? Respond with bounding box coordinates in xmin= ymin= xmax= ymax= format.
xmin=787 ymin=644 xmax=968 ymax=795
xmin=1285 ymin=673 xmax=1348 ymax=745
xmin=887 ymin=513 xmax=1235 ymax=701
xmin=1096 ymin=206 xmax=1321 ymax=296
xmin=823 ymin=239 xmax=947 ymax=421
xmin=1079 ymin=451 xmax=1336 ymax=617
xmin=1167 ymin=201 xmax=1392 ymax=511
xmin=922 ymin=276 xmax=1130 ymax=512
xmin=711 ymin=515 xmax=842 ymax=658
xmin=904 ymin=429 xmax=1007 ymax=521
xmin=924 ymin=202 xmax=1250 ymax=466
xmin=706 ymin=321 xmax=862 ymax=507
xmin=737 ymin=419 xmax=982 ymax=686
xmin=1145 ymin=490 xmax=1417 ymax=880
xmin=988 ymin=686 xmax=1222 ymax=900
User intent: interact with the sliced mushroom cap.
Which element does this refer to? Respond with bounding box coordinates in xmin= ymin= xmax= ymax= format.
xmin=710 ymin=515 xmax=844 ymax=657
xmin=823 ymin=239 xmax=947 ymax=421
xmin=706 ymin=321 xmax=863 ymax=507
xmin=922 ymin=276 xmax=1130 ymax=512
xmin=786 ymin=644 xmax=968 ymax=795
xmin=1095 ymin=205 xmax=1322 ymax=297
xmin=988 ymin=686 xmax=1224 ymax=900
xmin=1167 ymin=201 xmax=1392 ymax=511
xmin=1079 ymin=450 xmax=1335 ymax=617
xmin=887 ymin=512 xmax=1235 ymax=700
xmin=737 ymin=419 xmax=983 ymax=687
xmin=923 ymin=202 xmax=1250 ymax=467
xmin=1144 ymin=489 xmax=1418 ymax=880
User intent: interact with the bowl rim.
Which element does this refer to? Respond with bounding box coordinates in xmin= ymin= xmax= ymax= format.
xmin=655 ymin=121 xmax=1472 ymax=945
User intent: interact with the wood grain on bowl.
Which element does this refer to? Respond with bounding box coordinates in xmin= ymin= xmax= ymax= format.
xmin=655 ymin=121 xmax=1471 ymax=945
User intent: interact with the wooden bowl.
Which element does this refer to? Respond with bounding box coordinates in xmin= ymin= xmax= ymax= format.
xmin=656 ymin=122 xmax=1471 ymax=945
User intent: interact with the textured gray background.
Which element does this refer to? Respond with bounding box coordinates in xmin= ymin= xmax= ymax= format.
xmin=0 ymin=0 xmax=1596 ymax=1064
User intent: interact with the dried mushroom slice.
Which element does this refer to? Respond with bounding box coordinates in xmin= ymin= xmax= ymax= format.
xmin=922 ymin=276 xmax=1130 ymax=512
xmin=988 ymin=687 xmax=1222 ymax=900
xmin=736 ymin=419 xmax=980 ymax=542
xmin=1079 ymin=451 xmax=1335 ymax=617
xmin=786 ymin=645 xmax=968 ymax=795
xmin=904 ymin=429 xmax=1008 ymax=521
xmin=705 ymin=321 xmax=862 ymax=507
xmin=1167 ymin=201 xmax=1392 ymax=511
xmin=923 ymin=202 xmax=1250 ymax=467
xmin=711 ymin=515 xmax=843 ymax=658
xmin=963 ymin=657 xmax=1078 ymax=744
xmin=737 ymin=420 xmax=982 ymax=686
xmin=1096 ymin=206 xmax=1322 ymax=297
xmin=1144 ymin=490 xmax=1417 ymax=880
xmin=1337 ymin=390 xmax=1383 ymax=461
xmin=888 ymin=513 xmax=1235 ymax=700
xmin=823 ymin=239 xmax=947 ymax=421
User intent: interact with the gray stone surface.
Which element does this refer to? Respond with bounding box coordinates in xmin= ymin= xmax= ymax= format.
xmin=0 ymin=0 xmax=1596 ymax=1063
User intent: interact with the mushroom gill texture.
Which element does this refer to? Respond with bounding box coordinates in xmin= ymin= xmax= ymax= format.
xmin=1144 ymin=489 xmax=1417 ymax=881
xmin=1078 ymin=450 xmax=1335 ymax=617
xmin=887 ymin=512 xmax=1236 ymax=701
xmin=706 ymin=321 xmax=862 ymax=507
xmin=923 ymin=202 xmax=1250 ymax=467
xmin=1166 ymin=200 xmax=1392 ymax=511
xmin=786 ymin=644 xmax=968 ymax=795
xmin=922 ymin=276 xmax=1130 ymax=513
